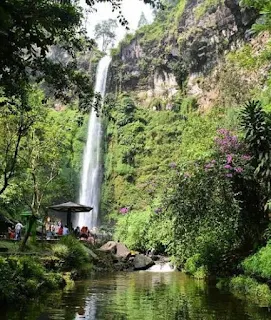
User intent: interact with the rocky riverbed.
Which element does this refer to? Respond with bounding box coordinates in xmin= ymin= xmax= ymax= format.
xmin=89 ymin=241 xmax=173 ymax=272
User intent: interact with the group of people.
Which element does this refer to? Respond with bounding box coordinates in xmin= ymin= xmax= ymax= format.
xmin=74 ymin=226 xmax=96 ymax=244
xmin=45 ymin=219 xmax=96 ymax=244
xmin=8 ymin=222 xmax=24 ymax=240
xmin=6 ymin=217 xmax=98 ymax=244
xmin=45 ymin=220 xmax=69 ymax=239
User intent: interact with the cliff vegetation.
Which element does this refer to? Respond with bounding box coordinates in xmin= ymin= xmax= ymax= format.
xmin=102 ymin=0 xmax=271 ymax=301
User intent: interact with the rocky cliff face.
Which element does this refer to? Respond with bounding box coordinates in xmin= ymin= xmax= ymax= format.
xmin=107 ymin=0 xmax=258 ymax=108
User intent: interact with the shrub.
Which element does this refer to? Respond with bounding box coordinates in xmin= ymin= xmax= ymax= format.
xmin=184 ymin=254 xmax=202 ymax=275
xmin=0 ymin=256 xmax=64 ymax=303
xmin=114 ymin=210 xmax=151 ymax=251
xmin=230 ymin=275 xmax=271 ymax=307
xmin=52 ymin=244 xmax=69 ymax=260
xmin=56 ymin=235 xmax=91 ymax=270
xmin=242 ymin=243 xmax=271 ymax=280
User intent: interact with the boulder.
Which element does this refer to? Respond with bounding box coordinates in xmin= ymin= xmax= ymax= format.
xmin=115 ymin=243 xmax=131 ymax=260
xmin=99 ymin=241 xmax=117 ymax=254
xmin=133 ymin=254 xmax=155 ymax=270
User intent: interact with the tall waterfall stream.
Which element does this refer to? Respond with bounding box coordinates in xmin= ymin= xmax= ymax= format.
xmin=74 ymin=56 xmax=111 ymax=229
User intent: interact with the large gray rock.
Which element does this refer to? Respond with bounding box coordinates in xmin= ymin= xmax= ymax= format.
xmin=133 ymin=254 xmax=155 ymax=270
xmin=115 ymin=243 xmax=131 ymax=260
xmin=99 ymin=241 xmax=117 ymax=254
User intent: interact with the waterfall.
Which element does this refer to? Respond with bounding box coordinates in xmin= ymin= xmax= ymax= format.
xmin=75 ymin=56 xmax=111 ymax=229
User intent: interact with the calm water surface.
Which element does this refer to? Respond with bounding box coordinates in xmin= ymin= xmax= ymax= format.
xmin=2 ymin=272 xmax=271 ymax=320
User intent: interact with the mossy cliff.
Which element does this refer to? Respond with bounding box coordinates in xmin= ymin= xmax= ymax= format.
xmin=107 ymin=0 xmax=262 ymax=109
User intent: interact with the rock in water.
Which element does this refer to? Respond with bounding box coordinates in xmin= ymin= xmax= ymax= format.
xmin=115 ymin=243 xmax=131 ymax=260
xmin=99 ymin=241 xmax=117 ymax=253
xmin=133 ymin=254 xmax=155 ymax=270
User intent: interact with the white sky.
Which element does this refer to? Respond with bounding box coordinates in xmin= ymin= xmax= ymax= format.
xmin=80 ymin=0 xmax=153 ymax=48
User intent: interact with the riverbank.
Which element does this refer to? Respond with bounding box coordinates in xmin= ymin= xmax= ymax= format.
xmin=2 ymin=236 xmax=271 ymax=309
xmin=0 ymin=236 xmax=95 ymax=304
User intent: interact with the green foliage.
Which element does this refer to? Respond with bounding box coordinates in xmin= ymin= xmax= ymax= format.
xmin=55 ymin=236 xmax=91 ymax=270
xmin=0 ymin=87 xmax=87 ymax=224
xmin=241 ymin=100 xmax=271 ymax=194
xmin=230 ymin=275 xmax=271 ymax=307
xmin=227 ymin=45 xmax=260 ymax=71
xmin=183 ymin=254 xmax=207 ymax=278
xmin=241 ymin=0 xmax=271 ymax=33
xmin=114 ymin=209 xmax=151 ymax=250
xmin=0 ymin=256 xmax=63 ymax=303
xmin=242 ymin=243 xmax=271 ymax=280
xmin=0 ymin=0 xmax=95 ymax=108
xmin=160 ymin=163 xmax=242 ymax=270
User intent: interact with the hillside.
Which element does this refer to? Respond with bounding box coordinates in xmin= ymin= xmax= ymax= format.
xmin=101 ymin=0 xmax=271 ymax=279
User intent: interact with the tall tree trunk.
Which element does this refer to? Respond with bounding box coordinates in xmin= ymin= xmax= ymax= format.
xmin=20 ymin=215 xmax=36 ymax=250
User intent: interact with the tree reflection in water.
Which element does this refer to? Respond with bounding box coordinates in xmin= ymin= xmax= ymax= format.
xmin=1 ymin=272 xmax=271 ymax=320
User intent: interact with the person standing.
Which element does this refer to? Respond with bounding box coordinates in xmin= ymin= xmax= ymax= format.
xmin=15 ymin=222 xmax=23 ymax=240
xmin=63 ymin=225 xmax=69 ymax=236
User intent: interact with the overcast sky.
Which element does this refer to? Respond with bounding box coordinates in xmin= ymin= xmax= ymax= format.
xmin=80 ymin=0 xmax=153 ymax=49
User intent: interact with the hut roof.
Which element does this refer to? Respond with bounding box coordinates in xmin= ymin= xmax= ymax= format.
xmin=48 ymin=202 xmax=93 ymax=212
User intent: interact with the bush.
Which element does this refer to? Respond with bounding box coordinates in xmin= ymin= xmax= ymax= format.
xmin=242 ymin=243 xmax=271 ymax=280
xmin=55 ymin=236 xmax=91 ymax=270
xmin=0 ymin=256 xmax=64 ymax=303
xmin=230 ymin=275 xmax=271 ymax=307
xmin=52 ymin=244 xmax=69 ymax=260
xmin=184 ymin=254 xmax=208 ymax=279
xmin=184 ymin=254 xmax=202 ymax=274
xmin=114 ymin=210 xmax=151 ymax=251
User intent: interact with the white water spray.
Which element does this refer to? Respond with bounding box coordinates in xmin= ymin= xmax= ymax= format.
xmin=146 ymin=262 xmax=176 ymax=273
xmin=76 ymin=56 xmax=111 ymax=229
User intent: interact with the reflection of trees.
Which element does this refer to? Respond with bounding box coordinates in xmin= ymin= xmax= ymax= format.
xmin=3 ymin=273 xmax=271 ymax=320
xmin=95 ymin=273 xmax=271 ymax=320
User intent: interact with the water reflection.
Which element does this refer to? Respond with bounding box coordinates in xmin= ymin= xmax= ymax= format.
xmin=1 ymin=272 xmax=271 ymax=320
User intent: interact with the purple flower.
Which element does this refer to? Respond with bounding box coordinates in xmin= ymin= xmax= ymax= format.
xmin=226 ymin=155 xmax=233 ymax=164
xmin=235 ymin=167 xmax=243 ymax=173
xmin=211 ymin=160 xmax=216 ymax=164
xmin=119 ymin=207 xmax=129 ymax=214
xmin=215 ymin=129 xmax=241 ymax=153
xmin=241 ymin=155 xmax=251 ymax=161
xmin=205 ymin=163 xmax=213 ymax=169
xmin=217 ymin=128 xmax=229 ymax=135
xmin=226 ymin=173 xmax=233 ymax=178
xmin=224 ymin=164 xmax=232 ymax=169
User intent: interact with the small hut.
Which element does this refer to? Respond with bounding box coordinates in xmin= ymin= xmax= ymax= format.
xmin=48 ymin=202 xmax=93 ymax=230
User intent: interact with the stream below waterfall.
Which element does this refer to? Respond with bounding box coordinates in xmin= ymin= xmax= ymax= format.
xmin=1 ymin=272 xmax=271 ymax=320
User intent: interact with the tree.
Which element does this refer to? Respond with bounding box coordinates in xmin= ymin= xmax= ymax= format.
xmin=94 ymin=19 xmax=118 ymax=51
xmin=0 ymin=90 xmax=43 ymax=196
xmin=241 ymin=100 xmax=271 ymax=197
xmin=19 ymin=106 xmax=73 ymax=248
xmin=137 ymin=12 xmax=148 ymax=28
xmin=0 ymin=0 xmax=161 ymax=105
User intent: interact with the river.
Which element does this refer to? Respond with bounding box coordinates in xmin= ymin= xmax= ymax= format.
xmin=1 ymin=272 xmax=271 ymax=320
